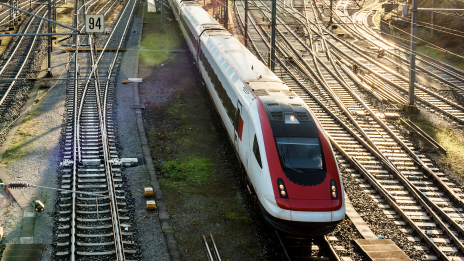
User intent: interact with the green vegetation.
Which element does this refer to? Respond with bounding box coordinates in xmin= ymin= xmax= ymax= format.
xmin=381 ymin=0 xmax=464 ymax=71
xmin=139 ymin=1 xmax=265 ymax=259
xmin=225 ymin=211 xmax=251 ymax=223
xmin=1 ymin=103 xmax=43 ymax=166
xmin=162 ymin=158 xmax=214 ymax=184
xmin=406 ymin=117 xmax=464 ymax=178
xmin=139 ymin=3 xmax=185 ymax=70
xmin=417 ymin=45 xmax=464 ymax=71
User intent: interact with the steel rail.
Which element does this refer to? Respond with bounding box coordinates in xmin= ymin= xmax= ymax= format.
xmin=90 ymin=33 xmax=124 ymax=260
xmin=323 ymin=235 xmax=340 ymax=261
xmin=209 ymin=233 xmax=221 ymax=261
xmin=290 ymin=8 xmax=464 ymax=125
xmin=330 ymin=0 xmax=464 ymax=93
xmin=70 ymin=0 xmax=138 ymax=259
xmin=203 ymin=235 xmax=213 ymax=261
xmin=0 ymin=1 xmax=77 ymax=31
xmin=300 ymin=0 xmax=464 ymax=110
xmin=281 ymin=0 xmax=464 ymax=238
xmin=274 ymin=230 xmax=291 ymax=261
xmin=354 ymin=6 xmax=464 ymax=92
xmin=98 ymin=0 xmax=138 ymax=259
xmin=68 ymin=0 xmax=132 ymax=259
xmin=0 ymin=4 xmax=45 ymax=77
xmin=0 ymin=0 xmax=39 ymax=27
xmin=75 ymin=0 xmax=124 ymax=162
xmin=0 ymin=5 xmax=46 ymax=108
xmin=239 ymin=0 xmax=464 ymax=258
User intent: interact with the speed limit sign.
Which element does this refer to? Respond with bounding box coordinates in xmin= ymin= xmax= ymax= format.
xmin=85 ymin=15 xmax=105 ymax=33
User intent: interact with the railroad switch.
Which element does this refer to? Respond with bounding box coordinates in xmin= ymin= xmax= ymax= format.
xmin=35 ymin=200 xmax=44 ymax=212
xmin=144 ymin=187 xmax=154 ymax=196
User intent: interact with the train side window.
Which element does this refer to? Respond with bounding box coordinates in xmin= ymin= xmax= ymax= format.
xmin=253 ymin=135 xmax=263 ymax=169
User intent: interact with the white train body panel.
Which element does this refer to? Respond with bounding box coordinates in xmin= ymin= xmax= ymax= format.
xmin=166 ymin=0 xmax=345 ymax=236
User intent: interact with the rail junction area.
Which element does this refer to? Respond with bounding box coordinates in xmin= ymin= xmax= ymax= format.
xmin=0 ymin=0 xmax=462 ymax=260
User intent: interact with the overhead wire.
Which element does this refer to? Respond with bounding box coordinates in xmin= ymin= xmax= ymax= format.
xmin=400 ymin=16 xmax=464 ymax=38
xmin=381 ymin=20 xmax=464 ymax=60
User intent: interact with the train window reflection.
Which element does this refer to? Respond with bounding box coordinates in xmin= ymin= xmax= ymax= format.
xmin=276 ymin=137 xmax=324 ymax=170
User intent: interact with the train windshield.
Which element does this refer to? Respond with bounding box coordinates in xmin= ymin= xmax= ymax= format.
xmin=276 ymin=137 xmax=324 ymax=170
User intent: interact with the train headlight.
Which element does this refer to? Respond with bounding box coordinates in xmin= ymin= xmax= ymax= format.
xmin=285 ymin=114 xmax=300 ymax=124
xmin=277 ymin=178 xmax=288 ymax=199
xmin=330 ymin=180 xmax=338 ymax=200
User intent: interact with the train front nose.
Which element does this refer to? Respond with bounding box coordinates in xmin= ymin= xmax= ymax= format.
xmin=261 ymin=194 xmax=345 ymax=237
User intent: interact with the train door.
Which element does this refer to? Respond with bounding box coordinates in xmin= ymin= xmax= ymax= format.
xmin=234 ymin=100 xmax=244 ymax=152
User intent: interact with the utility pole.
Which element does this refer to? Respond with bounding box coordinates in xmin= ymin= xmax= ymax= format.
xmin=244 ymin=0 xmax=248 ymax=47
xmin=53 ymin=0 xmax=56 ymax=33
xmin=270 ymin=0 xmax=276 ymax=71
xmin=9 ymin=0 xmax=17 ymax=30
xmin=224 ymin=0 xmax=228 ymax=30
xmin=407 ymin=4 xmax=464 ymax=110
xmin=47 ymin=0 xmax=53 ymax=77
xmin=431 ymin=0 xmax=434 ymax=36
xmin=329 ymin=0 xmax=333 ymax=24
xmin=161 ymin=0 xmax=164 ymax=32
xmin=408 ymin=0 xmax=417 ymax=108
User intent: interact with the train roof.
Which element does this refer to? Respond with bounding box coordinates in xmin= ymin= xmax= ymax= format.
xmin=208 ymin=34 xmax=288 ymax=92
xmin=184 ymin=3 xmax=297 ymax=105
xmin=184 ymin=5 xmax=220 ymax=30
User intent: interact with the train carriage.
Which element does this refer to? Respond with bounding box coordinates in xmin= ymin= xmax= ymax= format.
xmin=167 ymin=0 xmax=345 ymax=236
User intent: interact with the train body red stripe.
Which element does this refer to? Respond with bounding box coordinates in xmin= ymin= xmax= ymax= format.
xmin=256 ymin=97 xmax=342 ymax=211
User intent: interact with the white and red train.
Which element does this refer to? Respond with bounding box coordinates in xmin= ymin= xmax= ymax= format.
xmin=167 ymin=0 xmax=345 ymax=236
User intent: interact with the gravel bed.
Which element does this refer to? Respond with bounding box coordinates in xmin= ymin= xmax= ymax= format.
xmin=114 ymin=3 xmax=169 ymax=260
xmin=4 ymin=46 xmax=68 ymax=260
xmin=338 ymin=160 xmax=437 ymax=260
xmin=0 ymin=189 xmax=22 ymax=259
xmin=0 ymin=6 xmax=64 ymax=261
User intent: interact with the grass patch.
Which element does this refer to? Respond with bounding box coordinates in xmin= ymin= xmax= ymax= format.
xmin=417 ymin=45 xmax=464 ymax=71
xmin=225 ymin=211 xmax=251 ymax=223
xmin=162 ymin=158 xmax=214 ymax=185
xmin=139 ymin=3 xmax=184 ymax=69
xmin=409 ymin=117 xmax=464 ymax=178
xmin=1 ymin=104 xmax=42 ymax=166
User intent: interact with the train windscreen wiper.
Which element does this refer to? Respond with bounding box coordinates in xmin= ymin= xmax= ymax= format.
xmin=280 ymin=146 xmax=303 ymax=173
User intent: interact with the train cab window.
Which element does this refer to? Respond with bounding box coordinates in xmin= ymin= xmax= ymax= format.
xmin=275 ymin=137 xmax=324 ymax=171
xmin=253 ymin=135 xmax=263 ymax=169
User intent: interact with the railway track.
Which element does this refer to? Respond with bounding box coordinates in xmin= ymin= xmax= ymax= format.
xmin=0 ymin=0 xmax=40 ymax=28
xmin=235 ymin=1 xmax=358 ymax=260
xmin=338 ymin=0 xmax=464 ymax=95
xmin=0 ymin=2 xmax=47 ymax=141
xmin=321 ymin=0 xmax=464 ymax=101
xmin=53 ymin=0 xmax=139 ymax=259
xmin=276 ymin=231 xmax=340 ymax=261
xmin=234 ymin=0 xmax=464 ymax=259
xmin=292 ymin=4 xmax=464 ymax=126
